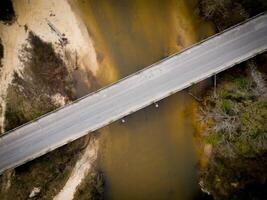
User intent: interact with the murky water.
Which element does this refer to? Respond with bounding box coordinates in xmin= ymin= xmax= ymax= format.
xmin=98 ymin=94 xmax=199 ymax=200
xmin=75 ymin=0 xmax=214 ymax=199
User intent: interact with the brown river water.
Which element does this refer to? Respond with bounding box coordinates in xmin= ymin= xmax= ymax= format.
xmin=74 ymin=0 xmax=214 ymax=199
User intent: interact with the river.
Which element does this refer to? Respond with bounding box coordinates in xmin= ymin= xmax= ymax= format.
xmin=74 ymin=0 xmax=214 ymax=199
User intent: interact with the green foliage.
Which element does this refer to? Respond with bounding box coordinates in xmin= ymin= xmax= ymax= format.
xmin=219 ymin=99 xmax=236 ymax=115
xmin=199 ymin=67 xmax=267 ymax=199
xmin=204 ymin=133 xmax=221 ymax=145
xmin=219 ymin=90 xmax=248 ymax=101
xmin=217 ymin=75 xmax=254 ymax=101
xmin=234 ymin=141 xmax=254 ymax=157
xmin=240 ymin=101 xmax=267 ymax=137
xmin=234 ymin=76 xmax=252 ymax=91
xmin=202 ymin=73 xmax=266 ymax=155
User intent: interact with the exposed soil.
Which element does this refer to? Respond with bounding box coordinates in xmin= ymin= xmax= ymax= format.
xmin=0 ymin=0 xmax=101 ymax=199
xmin=73 ymin=168 xmax=104 ymax=200
xmin=54 ymin=136 xmax=99 ymax=200
xmin=0 ymin=0 xmax=100 ymax=133
xmin=4 ymin=31 xmax=75 ymax=131
xmin=0 ymin=136 xmax=89 ymax=200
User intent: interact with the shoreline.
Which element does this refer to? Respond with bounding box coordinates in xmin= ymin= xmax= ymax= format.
xmin=0 ymin=0 xmax=101 ymax=198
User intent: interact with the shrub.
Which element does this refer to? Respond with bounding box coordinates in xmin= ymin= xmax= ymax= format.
xmin=4 ymin=31 xmax=74 ymax=131
xmin=198 ymin=0 xmax=248 ymax=30
xmin=199 ymin=66 xmax=267 ymax=199
xmin=219 ymin=99 xmax=236 ymax=115
xmin=204 ymin=133 xmax=221 ymax=145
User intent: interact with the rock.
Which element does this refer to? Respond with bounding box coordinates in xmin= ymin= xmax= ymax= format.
xmin=29 ymin=187 xmax=41 ymax=198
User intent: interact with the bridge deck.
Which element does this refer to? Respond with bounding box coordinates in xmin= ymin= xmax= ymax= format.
xmin=0 ymin=13 xmax=267 ymax=174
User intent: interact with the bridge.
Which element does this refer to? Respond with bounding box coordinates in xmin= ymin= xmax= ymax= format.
xmin=0 ymin=13 xmax=267 ymax=174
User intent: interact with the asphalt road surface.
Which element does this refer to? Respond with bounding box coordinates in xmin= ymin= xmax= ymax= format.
xmin=0 ymin=13 xmax=267 ymax=174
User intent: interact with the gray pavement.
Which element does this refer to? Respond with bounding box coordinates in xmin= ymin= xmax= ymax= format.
xmin=0 ymin=13 xmax=267 ymax=174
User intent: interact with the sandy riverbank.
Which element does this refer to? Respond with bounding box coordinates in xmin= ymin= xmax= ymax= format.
xmin=0 ymin=0 xmax=101 ymax=198
xmin=0 ymin=0 xmax=99 ymax=133
xmin=54 ymin=137 xmax=99 ymax=200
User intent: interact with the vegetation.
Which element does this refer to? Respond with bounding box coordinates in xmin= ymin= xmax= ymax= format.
xmin=197 ymin=2 xmax=267 ymax=198
xmin=0 ymin=31 xmax=82 ymax=199
xmin=199 ymin=63 xmax=267 ymax=199
xmin=198 ymin=0 xmax=267 ymax=30
xmin=0 ymin=0 xmax=15 ymax=24
xmin=4 ymin=31 xmax=75 ymax=131
xmin=0 ymin=137 xmax=88 ymax=200
xmin=74 ymin=168 xmax=105 ymax=200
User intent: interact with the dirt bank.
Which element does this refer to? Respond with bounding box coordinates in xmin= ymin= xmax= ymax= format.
xmin=54 ymin=137 xmax=99 ymax=200
xmin=0 ymin=0 xmax=101 ymax=199
xmin=0 ymin=0 xmax=100 ymax=133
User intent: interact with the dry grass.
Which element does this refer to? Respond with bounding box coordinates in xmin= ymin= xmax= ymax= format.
xmin=0 ymin=137 xmax=88 ymax=200
xmin=0 ymin=31 xmax=86 ymax=199
xmin=198 ymin=0 xmax=267 ymax=31
xmin=4 ymin=31 xmax=75 ymax=131
xmin=198 ymin=62 xmax=267 ymax=199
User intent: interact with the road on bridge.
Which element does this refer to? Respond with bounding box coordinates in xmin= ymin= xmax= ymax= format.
xmin=0 ymin=13 xmax=267 ymax=174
